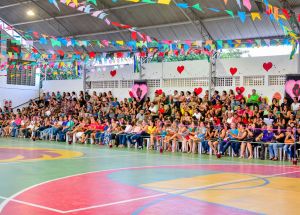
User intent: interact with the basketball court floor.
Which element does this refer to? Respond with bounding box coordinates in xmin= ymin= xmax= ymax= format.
xmin=0 ymin=138 xmax=299 ymax=215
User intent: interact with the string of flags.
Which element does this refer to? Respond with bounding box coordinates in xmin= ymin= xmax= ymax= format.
xmin=0 ymin=0 xmax=299 ymax=77
xmin=114 ymin=0 xmax=296 ymax=32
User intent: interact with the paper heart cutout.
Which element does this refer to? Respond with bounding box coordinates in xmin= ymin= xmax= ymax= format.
xmin=263 ymin=62 xmax=273 ymax=72
xmin=129 ymin=91 xmax=134 ymax=98
xmin=194 ymin=87 xmax=203 ymax=95
xmin=89 ymin=52 xmax=96 ymax=59
xmin=131 ymin=84 xmax=148 ymax=100
xmin=110 ymin=70 xmax=117 ymax=77
xmin=230 ymin=67 xmax=238 ymax=76
xmin=273 ymin=92 xmax=282 ymax=100
xmin=286 ymin=80 xmax=300 ymax=99
xmin=155 ymin=89 xmax=163 ymax=95
xmin=235 ymin=87 xmax=245 ymax=94
xmin=177 ymin=65 xmax=185 ymax=74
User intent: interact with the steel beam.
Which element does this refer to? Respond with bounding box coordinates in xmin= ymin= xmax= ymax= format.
xmin=11 ymin=2 xmax=147 ymax=27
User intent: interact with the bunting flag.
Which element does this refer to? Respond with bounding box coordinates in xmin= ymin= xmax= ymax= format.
xmin=235 ymin=0 xmax=241 ymax=8
xmin=48 ymin=0 xmax=60 ymax=10
xmin=251 ymin=12 xmax=261 ymax=21
xmin=133 ymin=55 xmax=140 ymax=73
xmin=243 ymin=0 xmax=251 ymax=11
xmin=112 ymin=0 xmax=292 ymax=31
xmin=289 ymin=41 xmax=298 ymax=60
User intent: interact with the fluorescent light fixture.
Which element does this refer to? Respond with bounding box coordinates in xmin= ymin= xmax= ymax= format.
xmin=27 ymin=10 xmax=35 ymax=16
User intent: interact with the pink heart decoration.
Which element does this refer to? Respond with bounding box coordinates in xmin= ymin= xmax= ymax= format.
xmin=110 ymin=70 xmax=117 ymax=77
xmin=177 ymin=65 xmax=185 ymax=74
xmin=131 ymin=84 xmax=148 ymax=100
xmin=230 ymin=67 xmax=238 ymax=76
xmin=285 ymin=80 xmax=300 ymax=99
xmin=235 ymin=87 xmax=245 ymax=94
xmin=263 ymin=62 xmax=273 ymax=72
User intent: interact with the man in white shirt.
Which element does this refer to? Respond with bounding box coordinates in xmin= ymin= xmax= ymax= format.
xmin=291 ymin=97 xmax=300 ymax=114
xmin=149 ymin=102 xmax=158 ymax=115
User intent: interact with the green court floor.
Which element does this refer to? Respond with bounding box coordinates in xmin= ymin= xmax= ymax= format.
xmin=0 ymin=138 xmax=297 ymax=215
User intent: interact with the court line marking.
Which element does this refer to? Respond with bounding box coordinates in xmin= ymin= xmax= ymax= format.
xmin=0 ymin=195 xmax=64 ymax=213
xmin=0 ymin=164 xmax=299 ymax=214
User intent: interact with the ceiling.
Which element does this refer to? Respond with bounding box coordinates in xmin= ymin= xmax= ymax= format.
xmin=0 ymin=0 xmax=299 ymax=52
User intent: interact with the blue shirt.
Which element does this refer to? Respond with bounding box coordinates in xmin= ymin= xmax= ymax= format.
xmin=229 ymin=128 xmax=238 ymax=139
xmin=261 ymin=130 xmax=274 ymax=142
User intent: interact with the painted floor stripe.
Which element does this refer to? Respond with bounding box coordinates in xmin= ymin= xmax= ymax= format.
xmin=0 ymin=195 xmax=64 ymax=213
xmin=0 ymin=165 xmax=299 ymax=214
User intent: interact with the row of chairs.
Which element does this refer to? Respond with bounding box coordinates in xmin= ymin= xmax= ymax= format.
xmin=1 ymin=127 xmax=299 ymax=160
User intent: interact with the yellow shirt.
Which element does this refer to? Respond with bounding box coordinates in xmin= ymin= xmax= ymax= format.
xmin=147 ymin=126 xmax=157 ymax=134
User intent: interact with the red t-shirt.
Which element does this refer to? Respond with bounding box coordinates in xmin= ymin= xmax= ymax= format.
xmin=213 ymin=104 xmax=222 ymax=110
xmin=235 ymin=94 xmax=243 ymax=101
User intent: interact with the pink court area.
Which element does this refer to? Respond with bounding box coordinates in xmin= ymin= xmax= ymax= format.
xmin=1 ymin=164 xmax=300 ymax=215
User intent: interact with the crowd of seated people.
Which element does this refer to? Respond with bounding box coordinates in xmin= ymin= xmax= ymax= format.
xmin=0 ymin=88 xmax=299 ymax=161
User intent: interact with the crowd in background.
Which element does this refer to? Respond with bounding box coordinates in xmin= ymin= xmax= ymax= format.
xmin=0 ymin=88 xmax=300 ymax=161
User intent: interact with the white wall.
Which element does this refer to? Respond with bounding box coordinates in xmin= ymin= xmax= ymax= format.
xmin=42 ymin=79 xmax=83 ymax=94
xmin=0 ymin=70 xmax=40 ymax=109
xmin=41 ymin=54 xmax=299 ymax=101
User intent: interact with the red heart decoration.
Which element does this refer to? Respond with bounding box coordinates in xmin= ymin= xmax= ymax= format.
xmin=110 ymin=70 xmax=117 ymax=77
xmin=177 ymin=65 xmax=185 ymax=74
xmin=155 ymin=89 xmax=163 ymax=95
xmin=263 ymin=62 xmax=273 ymax=72
xmin=229 ymin=67 xmax=238 ymax=76
xmin=235 ymin=87 xmax=245 ymax=94
xmin=89 ymin=52 xmax=96 ymax=59
xmin=129 ymin=91 xmax=134 ymax=98
xmin=194 ymin=87 xmax=203 ymax=95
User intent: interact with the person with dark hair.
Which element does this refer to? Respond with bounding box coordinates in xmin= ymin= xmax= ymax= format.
xmin=256 ymin=125 xmax=274 ymax=160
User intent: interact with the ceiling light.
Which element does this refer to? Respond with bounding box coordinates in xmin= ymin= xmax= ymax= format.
xmin=27 ymin=10 xmax=35 ymax=16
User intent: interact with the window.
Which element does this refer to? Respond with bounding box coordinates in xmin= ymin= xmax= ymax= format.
xmin=216 ymin=77 xmax=234 ymax=86
xmin=234 ymin=76 xmax=240 ymax=86
xmin=120 ymin=80 xmax=134 ymax=88
xmin=268 ymin=75 xmax=286 ymax=86
xmin=7 ymin=60 xmax=36 ymax=86
xmin=243 ymin=76 xmax=265 ymax=86
xmin=91 ymin=81 xmax=118 ymax=88
xmin=147 ymin=79 xmax=161 ymax=87
xmin=163 ymin=77 xmax=209 ymax=87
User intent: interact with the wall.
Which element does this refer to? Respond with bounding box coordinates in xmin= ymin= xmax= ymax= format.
xmin=0 ymin=31 xmax=40 ymax=109
xmin=42 ymin=79 xmax=83 ymax=94
xmin=41 ymin=54 xmax=299 ymax=101
xmin=0 ymin=70 xmax=40 ymax=109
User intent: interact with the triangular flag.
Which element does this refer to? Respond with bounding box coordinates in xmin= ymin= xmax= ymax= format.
xmin=87 ymin=0 xmax=97 ymax=5
xmin=66 ymin=0 xmax=78 ymax=7
xmin=235 ymin=0 xmax=241 ymax=8
xmin=243 ymin=0 xmax=251 ymax=11
xmin=48 ymin=0 xmax=60 ymax=10
xmin=192 ymin=3 xmax=203 ymax=12
xmin=157 ymin=0 xmax=171 ymax=4
xmin=238 ymin=11 xmax=246 ymax=23
xmin=225 ymin=10 xmax=234 ymax=18
xmin=251 ymin=12 xmax=261 ymax=21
